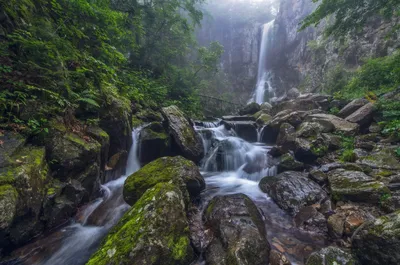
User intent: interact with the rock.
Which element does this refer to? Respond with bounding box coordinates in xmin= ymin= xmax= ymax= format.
xmin=260 ymin=111 xmax=303 ymax=144
xmin=277 ymin=153 xmax=304 ymax=173
xmin=327 ymin=204 xmax=376 ymax=239
xmin=305 ymin=246 xmax=356 ymax=265
xmin=260 ymin=102 xmax=273 ymax=112
xmin=239 ymin=102 xmax=261 ymax=115
xmin=287 ymin=88 xmax=300 ymax=99
xmin=352 ymin=211 xmax=400 ymax=265
xmin=222 ymin=120 xmax=257 ymax=142
xmin=259 ymin=171 xmax=327 ymax=215
xmin=135 ymin=108 xmax=164 ymax=123
xmin=272 ymin=99 xmax=319 ymax=115
xmin=139 ymin=122 xmax=171 ymax=165
xmin=321 ymin=133 xmax=342 ymax=150
xmin=86 ymin=126 xmax=110 ymax=175
xmin=162 ymin=105 xmax=204 ymax=162
xmin=123 ymin=156 xmax=205 ymax=205
xmin=87 ymin=183 xmax=194 ymax=265
xmin=296 ymin=122 xmax=327 ymax=138
xmin=328 ymin=169 xmax=390 ymax=204
xmin=369 ymin=123 xmax=381 ymax=133
xmin=204 ymin=194 xmax=270 ymax=265
xmin=276 ymin=123 xmax=296 ymax=152
xmin=222 ymin=115 xmax=255 ymax=122
xmin=358 ymin=146 xmax=400 ymax=170
xmin=345 ymin=102 xmax=375 ymax=127
xmin=0 ymin=131 xmax=26 ymax=168
xmin=296 ymin=208 xmax=328 ymax=236
xmin=305 ymin=114 xmax=359 ymax=135
xmin=0 ymin=146 xmax=49 ymax=248
xmin=269 ymin=250 xmax=291 ymax=265
xmin=100 ymin=96 xmax=132 ymax=159
xmin=294 ymin=137 xmax=327 ymax=164
xmin=104 ymin=151 xmax=128 ymax=182
xmin=256 ymin=113 xmax=272 ymax=126
xmin=309 ymin=169 xmax=328 ymax=185
xmin=338 ymin=98 xmax=369 ymax=118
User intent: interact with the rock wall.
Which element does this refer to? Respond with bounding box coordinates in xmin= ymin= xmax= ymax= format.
xmin=270 ymin=0 xmax=400 ymax=94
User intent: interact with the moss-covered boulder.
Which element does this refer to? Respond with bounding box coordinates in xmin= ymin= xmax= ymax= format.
xmin=276 ymin=123 xmax=296 ymax=152
xmin=0 ymin=146 xmax=49 ymax=248
xmin=259 ymin=172 xmax=327 ymax=215
xmin=277 ymin=153 xmax=304 ymax=173
xmin=87 ymin=183 xmax=194 ymax=265
xmin=358 ymin=146 xmax=400 ymax=170
xmin=123 ymin=156 xmax=205 ymax=205
xmin=305 ymin=246 xmax=356 ymax=265
xmin=352 ymin=211 xmax=400 ymax=265
xmin=256 ymin=113 xmax=272 ymax=126
xmin=305 ymin=114 xmax=359 ymax=135
xmin=204 ymin=194 xmax=270 ymax=265
xmin=239 ymin=102 xmax=261 ymax=115
xmin=139 ymin=122 xmax=171 ymax=165
xmin=162 ymin=105 xmax=204 ymax=162
xmin=328 ymin=169 xmax=390 ymax=204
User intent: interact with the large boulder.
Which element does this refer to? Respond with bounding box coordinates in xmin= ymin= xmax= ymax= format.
xmin=338 ymin=98 xmax=369 ymax=118
xmin=305 ymin=114 xmax=359 ymax=135
xmin=305 ymin=246 xmax=356 ymax=265
xmin=345 ymin=102 xmax=375 ymax=127
xmin=162 ymin=105 xmax=204 ymax=162
xmin=239 ymin=102 xmax=261 ymax=115
xmin=259 ymin=172 xmax=327 ymax=215
xmin=138 ymin=122 xmax=171 ymax=165
xmin=352 ymin=211 xmax=400 ymax=265
xmin=87 ymin=183 xmax=194 ymax=265
xmin=204 ymin=194 xmax=270 ymax=265
xmin=328 ymin=169 xmax=390 ymax=204
xmin=277 ymin=153 xmax=304 ymax=173
xmin=276 ymin=123 xmax=296 ymax=152
xmin=222 ymin=121 xmax=257 ymax=142
xmin=123 ymin=156 xmax=205 ymax=205
xmin=358 ymin=146 xmax=400 ymax=170
xmin=0 ymin=146 xmax=49 ymax=249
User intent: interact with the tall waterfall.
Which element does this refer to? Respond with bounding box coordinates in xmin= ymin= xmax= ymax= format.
xmin=251 ymin=20 xmax=275 ymax=104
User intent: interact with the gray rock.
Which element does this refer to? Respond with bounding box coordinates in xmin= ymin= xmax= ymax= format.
xmin=338 ymin=98 xmax=369 ymax=118
xmin=345 ymin=102 xmax=375 ymax=127
xmin=277 ymin=123 xmax=296 ymax=152
xmin=259 ymin=171 xmax=327 ymax=215
xmin=260 ymin=102 xmax=273 ymax=112
xmin=277 ymin=153 xmax=304 ymax=173
xmin=162 ymin=105 xmax=204 ymax=162
xmin=204 ymin=194 xmax=270 ymax=265
xmin=222 ymin=120 xmax=257 ymax=142
xmin=287 ymin=88 xmax=300 ymax=99
xmin=239 ymin=102 xmax=261 ymax=115
xmin=305 ymin=114 xmax=359 ymax=135
xmin=305 ymin=246 xmax=356 ymax=265
xmin=139 ymin=122 xmax=171 ymax=165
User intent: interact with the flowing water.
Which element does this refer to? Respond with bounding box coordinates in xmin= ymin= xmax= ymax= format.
xmin=250 ymin=20 xmax=276 ymax=104
xmin=196 ymin=122 xmax=327 ymax=264
xmin=3 ymin=127 xmax=143 ymax=265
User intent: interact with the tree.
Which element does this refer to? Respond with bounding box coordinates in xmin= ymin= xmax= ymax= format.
xmin=300 ymin=0 xmax=400 ymax=37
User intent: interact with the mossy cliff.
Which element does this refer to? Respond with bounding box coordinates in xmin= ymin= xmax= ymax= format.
xmin=86 ymin=183 xmax=194 ymax=265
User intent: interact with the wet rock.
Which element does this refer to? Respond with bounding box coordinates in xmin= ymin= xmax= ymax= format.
xmin=260 ymin=111 xmax=303 ymax=144
xmin=256 ymin=113 xmax=272 ymax=126
xmin=0 ymin=131 xmax=26 ymax=168
xmin=277 ymin=153 xmax=304 ymax=173
xmin=321 ymin=133 xmax=342 ymax=150
xmin=268 ymin=146 xmax=285 ymax=157
xmin=222 ymin=120 xmax=257 ymax=142
xmin=260 ymin=102 xmax=273 ymax=112
xmin=305 ymin=246 xmax=356 ymax=265
xmin=345 ymin=102 xmax=375 ymax=128
xmin=338 ymin=98 xmax=369 ymax=118
xmin=294 ymin=137 xmax=327 ymax=164
xmin=239 ymin=102 xmax=261 ymax=115
xmin=309 ymin=169 xmax=328 ymax=185
xmin=99 ymin=96 xmax=132 ymax=159
xmin=297 ymin=209 xmax=328 ymax=237
xmin=259 ymin=171 xmax=327 ymax=215
xmin=135 ymin=108 xmax=163 ymax=123
xmin=328 ymin=169 xmax=390 ymax=204
xmin=204 ymin=194 xmax=270 ymax=265
xmin=287 ymin=88 xmax=300 ymax=99
xmin=352 ymin=211 xmax=400 ymax=265
xmin=305 ymin=114 xmax=359 ymax=135
xmin=358 ymin=146 xmax=400 ymax=170
xmin=269 ymin=249 xmax=291 ymax=265
xmin=277 ymin=123 xmax=296 ymax=152
xmin=123 ymin=156 xmax=205 ymax=205
xmin=222 ymin=115 xmax=255 ymax=121
xmin=86 ymin=126 xmax=110 ymax=174
xmin=162 ymin=105 xmax=204 ymax=162
xmin=87 ymin=183 xmax=194 ymax=265
xmin=296 ymin=122 xmax=327 ymax=138
xmin=319 ymin=162 xmax=372 ymax=174
xmin=139 ymin=122 xmax=171 ymax=165
xmin=0 ymin=185 xmax=18 ymax=231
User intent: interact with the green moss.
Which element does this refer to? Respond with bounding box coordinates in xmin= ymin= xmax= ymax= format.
xmin=0 ymin=184 xmax=17 ymax=198
xmin=65 ymin=133 xmax=101 ymax=153
xmin=376 ymin=170 xmax=394 ymax=178
xmin=341 ymin=149 xmax=357 ymax=162
xmin=132 ymin=116 xmax=144 ymax=128
xmin=47 ymin=187 xmax=56 ymax=195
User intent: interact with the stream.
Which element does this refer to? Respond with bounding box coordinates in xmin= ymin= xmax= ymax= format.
xmin=3 ymin=123 xmax=327 ymax=265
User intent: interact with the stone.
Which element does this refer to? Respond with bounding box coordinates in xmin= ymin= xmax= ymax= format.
xmin=0 ymin=131 xmax=26 ymax=168
xmin=338 ymin=98 xmax=369 ymax=118
xmin=138 ymin=122 xmax=171 ymax=165
xmin=162 ymin=105 xmax=204 ymax=162
xmin=259 ymin=171 xmax=327 ymax=215
xmin=328 ymin=169 xmax=390 ymax=204
xmin=276 ymin=123 xmax=296 ymax=152
xmin=352 ymin=211 xmax=400 ymax=265
xmin=309 ymin=169 xmax=328 ymax=185
xmin=260 ymin=102 xmax=273 ymax=112
xmin=123 ymin=156 xmax=205 ymax=205
xmin=204 ymin=194 xmax=270 ymax=265
xmin=305 ymin=114 xmax=359 ymax=135
xmin=272 ymin=99 xmax=319 ymax=115
xmin=287 ymin=88 xmax=300 ymax=99
xmin=222 ymin=120 xmax=257 ymax=142
xmin=358 ymin=146 xmax=400 ymax=170
xmin=296 ymin=122 xmax=327 ymax=138
xmin=277 ymin=153 xmax=304 ymax=173
xmin=239 ymin=102 xmax=261 ymax=115
xmin=269 ymin=250 xmax=291 ymax=265
xmin=222 ymin=115 xmax=255 ymax=122
xmin=294 ymin=137 xmax=327 ymax=164
xmin=305 ymin=246 xmax=356 ymax=265
xmin=87 ymin=183 xmax=194 ymax=265
xmin=345 ymin=102 xmax=375 ymax=127
xmin=256 ymin=113 xmax=272 ymax=126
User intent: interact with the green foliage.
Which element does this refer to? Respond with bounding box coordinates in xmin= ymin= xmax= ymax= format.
xmin=300 ymin=0 xmax=400 ymax=37
xmin=337 ymin=134 xmax=356 ymax=162
xmin=329 ymin=107 xmax=340 ymax=115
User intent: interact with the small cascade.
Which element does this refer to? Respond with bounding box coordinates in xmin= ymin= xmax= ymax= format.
xmin=250 ymin=20 xmax=276 ymax=104
xmin=7 ymin=127 xmax=144 ymax=265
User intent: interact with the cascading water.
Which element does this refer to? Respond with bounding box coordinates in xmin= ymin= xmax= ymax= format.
xmin=5 ymin=127 xmax=144 ymax=265
xmin=250 ymin=20 xmax=276 ymax=104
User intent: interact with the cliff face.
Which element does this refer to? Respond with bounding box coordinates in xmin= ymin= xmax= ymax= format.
xmin=196 ymin=0 xmax=278 ymax=102
xmin=271 ymin=0 xmax=400 ymax=94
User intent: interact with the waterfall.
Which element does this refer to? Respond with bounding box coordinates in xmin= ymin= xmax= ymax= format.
xmin=250 ymin=20 xmax=275 ymax=104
